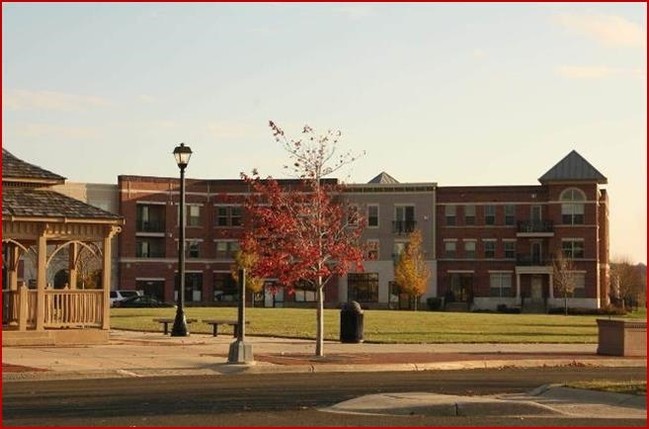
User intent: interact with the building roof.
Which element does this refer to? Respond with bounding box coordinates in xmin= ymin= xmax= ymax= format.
xmin=539 ymin=150 xmax=608 ymax=184
xmin=2 ymin=187 xmax=122 ymax=221
xmin=368 ymin=171 xmax=400 ymax=184
xmin=2 ymin=149 xmax=66 ymax=185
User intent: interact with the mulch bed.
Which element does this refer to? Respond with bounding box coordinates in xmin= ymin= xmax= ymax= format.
xmin=2 ymin=363 xmax=49 ymax=373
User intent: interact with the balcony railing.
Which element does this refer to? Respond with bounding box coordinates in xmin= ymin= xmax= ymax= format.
xmin=517 ymin=221 xmax=554 ymax=234
xmin=392 ymin=220 xmax=417 ymax=234
xmin=136 ymin=219 xmax=165 ymax=233
xmin=516 ymin=253 xmax=551 ymax=266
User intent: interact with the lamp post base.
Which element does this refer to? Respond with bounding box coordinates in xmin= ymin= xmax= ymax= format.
xmin=227 ymin=340 xmax=254 ymax=364
xmin=170 ymin=311 xmax=189 ymax=337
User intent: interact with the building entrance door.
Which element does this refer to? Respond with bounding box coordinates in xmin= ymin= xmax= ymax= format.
xmin=531 ymin=276 xmax=543 ymax=303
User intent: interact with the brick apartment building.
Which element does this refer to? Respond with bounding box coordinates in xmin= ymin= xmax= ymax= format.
xmin=436 ymin=150 xmax=609 ymax=312
xmin=117 ymin=175 xmax=343 ymax=307
xmin=77 ymin=150 xmax=608 ymax=312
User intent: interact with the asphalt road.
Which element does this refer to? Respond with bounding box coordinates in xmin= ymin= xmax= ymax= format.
xmin=3 ymin=367 xmax=646 ymax=427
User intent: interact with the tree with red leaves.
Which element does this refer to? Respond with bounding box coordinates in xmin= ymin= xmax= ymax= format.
xmin=241 ymin=121 xmax=364 ymax=356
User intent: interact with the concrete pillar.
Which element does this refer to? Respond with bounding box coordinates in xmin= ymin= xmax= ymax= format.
xmin=515 ymin=273 xmax=521 ymax=298
xmin=549 ymin=273 xmax=554 ymax=299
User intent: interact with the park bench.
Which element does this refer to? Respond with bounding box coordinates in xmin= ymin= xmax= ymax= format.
xmin=202 ymin=319 xmax=250 ymax=337
xmin=153 ymin=318 xmax=197 ymax=335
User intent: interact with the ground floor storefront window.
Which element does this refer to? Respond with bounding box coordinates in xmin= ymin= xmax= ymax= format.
xmin=347 ymin=273 xmax=379 ymax=303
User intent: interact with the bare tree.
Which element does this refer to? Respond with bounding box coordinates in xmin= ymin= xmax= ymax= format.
xmin=553 ymin=250 xmax=577 ymax=316
xmin=610 ymin=258 xmax=644 ymax=311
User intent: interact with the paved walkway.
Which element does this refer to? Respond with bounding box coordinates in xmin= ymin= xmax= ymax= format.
xmin=3 ymin=329 xmax=646 ymax=419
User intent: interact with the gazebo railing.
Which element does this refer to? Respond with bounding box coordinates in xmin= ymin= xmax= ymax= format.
xmin=2 ymin=288 xmax=104 ymax=329
xmin=44 ymin=290 xmax=104 ymax=328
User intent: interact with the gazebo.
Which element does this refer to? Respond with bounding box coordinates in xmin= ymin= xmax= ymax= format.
xmin=2 ymin=149 xmax=123 ymax=345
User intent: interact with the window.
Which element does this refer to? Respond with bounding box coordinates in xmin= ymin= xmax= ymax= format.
xmin=347 ymin=204 xmax=360 ymax=225
xmin=447 ymin=273 xmax=473 ymax=302
xmin=187 ymin=241 xmax=200 ymax=258
xmin=394 ymin=205 xmax=416 ymax=233
xmin=175 ymin=272 xmax=202 ymax=302
xmin=213 ymin=272 xmax=237 ymax=302
xmin=504 ymin=204 xmax=515 ymax=226
xmin=136 ymin=238 xmax=165 ymax=258
xmin=490 ymin=273 xmax=512 ymax=297
xmin=562 ymin=240 xmax=584 ymax=259
xmin=393 ymin=241 xmax=406 ymax=260
xmin=366 ymin=240 xmax=379 ymax=260
xmin=215 ymin=205 xmax=242 ymax=227
xmin=561 ymin=188 xmax=585 ymax=225
xmin=444 ymin=241 xmax=457 ymax=258
xmin=367 ymin=205 xmax=379 ymax=228
xmin=294 ymin=280 xmax=316 ymax=302
xmin=445 ymin=205 xmax=456 ymax=226
xmin=187 ymin=205 xmax=201 ymax=227
xmin=136 ymin=204 xmax=165 ymax=232
xmin=136 ymin=280 xmax=165 ymax=301
xmin=485 ymin=205 xmax=496 ymax=225
xmin=464 ymin=205 xmax=475 ymax=226
xmin=484 ymin=240 xmax=496 ymax=258
xmin=464 ymin=241 xmax=476 ymax=259
xmin=215 ymin=240 xmax=240 ymax=259
xmin=347 ymin=273 xmax=379 ymax=303
xmin=573 ymin=273 xmax=586 ymax=298
xmin=504 ymin=241 xmax=516 ymax=259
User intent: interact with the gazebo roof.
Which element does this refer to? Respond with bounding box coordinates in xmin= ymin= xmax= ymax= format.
xmin=2 ymin=149 xmax=66 ymax=185
xmin=2 ymin=148 xmax=122 ymax=223
xmin=2 ymin=187 xmax=122 ymax=221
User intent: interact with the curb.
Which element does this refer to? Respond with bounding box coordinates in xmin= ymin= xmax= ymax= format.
xmin=3 ymin=357 xmax=644 ymax=382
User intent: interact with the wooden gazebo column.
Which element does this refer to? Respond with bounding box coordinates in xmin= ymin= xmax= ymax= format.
xmin=101 ymin=226 xmax=120 ymax=329
xmin=35 ymin=227 xmax=47 ymax=330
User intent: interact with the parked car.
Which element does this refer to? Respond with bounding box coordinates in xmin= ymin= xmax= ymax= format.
xmin=109 ymin=290 xmax=142 ymax=307
xmin=113 ymin=295 xmax=175 ymax=308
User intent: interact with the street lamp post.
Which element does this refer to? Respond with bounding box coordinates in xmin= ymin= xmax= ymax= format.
xmin=171 ymin=143 xmax=192 ymax=337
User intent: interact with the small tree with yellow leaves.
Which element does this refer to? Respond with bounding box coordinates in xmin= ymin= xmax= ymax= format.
xmin=231 ymin=249 xmax=264 ymax=307
xmin=394 ymin=229 xmax=431 ymax=311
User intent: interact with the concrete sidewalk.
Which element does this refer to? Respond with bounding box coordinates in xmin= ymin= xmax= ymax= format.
xmin=2 ymin=329 xmax=646 ymax=419
xmin=2 ymin=329 xmax=645 ymax=381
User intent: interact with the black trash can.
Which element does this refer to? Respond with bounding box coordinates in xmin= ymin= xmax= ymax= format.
xmin=340 ymin=301 xmax=364 ymax=343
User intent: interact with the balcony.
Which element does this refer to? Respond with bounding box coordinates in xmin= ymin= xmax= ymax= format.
xmin=516 ymin=253 xmax=551 ymax=266
xmin=392 ymin=220 xmax=416 ymax=234
xmin=136 ymin=219 xmax=165 ymax=233
xmin=516 ymin=221 xmax=554 ymax=237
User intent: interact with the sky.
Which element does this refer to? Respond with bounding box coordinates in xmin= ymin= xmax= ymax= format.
xmin=2 ymin=2 xmax=646 ymax=265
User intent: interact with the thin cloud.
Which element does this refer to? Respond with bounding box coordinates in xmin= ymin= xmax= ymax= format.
xmin=9 ymin=122 xmax=99 ymax=140
xmin=472 ymin=49 xmax=487 ymax=60
xmin=137 ymin=94 xmax=157 ymax=104
xmin=554 ymin=13 xmax=646 ymax=48
xmin=3 ymin=89 xmax=111 ymax=111
xmin=555 ymin=65 xmax=645 ymax=79
xmin=333 ymin=4 xmax=374 ymax=20
xmin=206 ymin=121 xmax=264 ymax=139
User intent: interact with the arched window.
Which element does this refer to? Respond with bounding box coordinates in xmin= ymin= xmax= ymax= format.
xmin=560 ymin=188 xmax=586 ymax=225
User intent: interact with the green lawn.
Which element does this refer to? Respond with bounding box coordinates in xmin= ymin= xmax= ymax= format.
xmin=110 ymin=307 xmax=646 ymax=343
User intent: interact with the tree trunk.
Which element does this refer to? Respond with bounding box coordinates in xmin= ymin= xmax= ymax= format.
xmin=564 ymin=291 xmax=568 ymax=316
xmin=315 ymin=278 xmax=324 ymax=357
